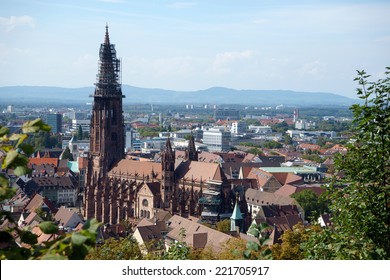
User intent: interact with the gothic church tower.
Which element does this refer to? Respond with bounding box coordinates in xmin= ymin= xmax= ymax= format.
xmin=84 ymin=25 xmax=125 ymax=222
xmin=161 ymin=138 xmax=175 ymax=209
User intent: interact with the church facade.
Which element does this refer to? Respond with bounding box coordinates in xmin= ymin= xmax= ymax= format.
xmin=84 ymin=27 xmax=233 ymax=225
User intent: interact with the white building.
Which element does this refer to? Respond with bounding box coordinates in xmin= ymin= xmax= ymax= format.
xmin=71 ymin=119 xmax=90 ymax=133
xmin=248 ymin=125 xmax=272 ymax=134
xmin=295 ymin=119 xmax=316 ymax=130
xmin=231 ymin=121 xmax=247 ymax=134
xmin=202 ymin=127 xmax=231 ymax=152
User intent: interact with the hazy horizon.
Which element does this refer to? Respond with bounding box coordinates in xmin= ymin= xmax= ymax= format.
xmin=1 ymin=0 xmax=389 ymax=98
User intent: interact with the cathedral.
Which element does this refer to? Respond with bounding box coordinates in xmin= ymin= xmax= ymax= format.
xmin=84 ymin=26 xmax=233 ymax=225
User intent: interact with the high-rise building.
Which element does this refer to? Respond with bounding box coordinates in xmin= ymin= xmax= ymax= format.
xmin=214 ymin=108 xmax=240 ymax=121
xmin=203 ymin=127 xmax=231 ymax=152
xmin=47 ymin=113 xmax=62 ymax=134
xmin=84 ymin=25 xmax=125 ymax=222
xmin=231 ymin=121 xmax=247 ymax=134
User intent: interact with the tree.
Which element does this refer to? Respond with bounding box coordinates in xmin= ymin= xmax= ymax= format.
xmin=284 ymin=133 xmax=293 ymax=145
xmin=262 ymin=141 xmax=283 ymax=149
xmin=247 ymin=147 xmax=263 ymax=155
xmin=77 ymin=125 xmax=83 ymax=140
xmin=243 ymin=222 xmax=272 ymax=259
xmin=86 ymin=236 xmax=142 ymax=260
xmin=218 ymin=237 xmax=247 ymax=260
xmin=62 ymin=146 xmax=74 ymax=161
xmin=216 ymin=219 xmax=230 ymax=233
xmin=164 ymin=228 xmax=190 ymax=260
xmin=291 ymin=190 xmax=328 ymax=222
xmin=302 ymin=68 xmax=390 ymax=259
xmin=271 ymin=121 xmax=290 ymax=133
xmin=0 ymin=119 xmax=99 ymax=260
xmin=272 ymin=223 xmax=322 ymax=260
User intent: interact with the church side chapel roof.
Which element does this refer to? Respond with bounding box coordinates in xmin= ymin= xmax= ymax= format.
xmin=175 ymin=160 xmax=224 ymax=183
xmin=109 ymin=160 xmax=162 ymax=179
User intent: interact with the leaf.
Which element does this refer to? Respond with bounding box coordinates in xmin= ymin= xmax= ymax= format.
xmin=0 ymin=231 xmax=14 ymax=243
xmin=20 ymin=231 xmax=38 ymax=245
xmin=247 ymin=241 xmax=260 ymax=251
xmin=22 ymin=119 xmax=51 ymax=134
xmin=18 ymin=144 xmax=35 ymax=155
xmin=39 ymin=222 xmax=58 ymax=234
xmin=3 ymin=150 xmax=18 ymax=169
xmin=13 ymin=166 xmax=31 ymax=177
xmin=0 ymin=126 xmax=9 ymax=137
xmin=9 ymin=134 xmax=23 ymax=141
xmin=71 ymin=232 xmax=88 ymax=246
xmin=16 ymin=134 xmax=28 ymax=148
xmin=0 ymin=174 xmax=9 ymax=188
xmin=82 ymin=218 xmax=101 ymax=234
xmin=41 ymin=254 xmax=68 ymax=260
xmin=243 ymin=250 xmax=251 ymax=259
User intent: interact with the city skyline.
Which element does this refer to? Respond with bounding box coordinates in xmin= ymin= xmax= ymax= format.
xmin=1 ymin=0 xmax=390 ymax=98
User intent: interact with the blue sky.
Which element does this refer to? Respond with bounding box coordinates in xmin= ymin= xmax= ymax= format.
xmin=1 ymin=0 xmax=389 ymax=98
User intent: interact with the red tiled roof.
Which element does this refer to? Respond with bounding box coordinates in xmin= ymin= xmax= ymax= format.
xmin=29 ymin=158 xmax=58 ymax=167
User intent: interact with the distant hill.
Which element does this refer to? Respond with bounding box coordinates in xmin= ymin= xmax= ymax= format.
xmin=0 ymin=85 xmax=358 ymax=106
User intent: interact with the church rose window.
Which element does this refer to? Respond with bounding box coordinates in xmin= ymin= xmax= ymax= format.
xmin=142 ymin=199 xmax=148 ymax=207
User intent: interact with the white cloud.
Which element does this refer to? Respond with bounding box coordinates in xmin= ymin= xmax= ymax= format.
xmin=0 ymin=16 xmax=35 ymax=32
xmin=169 ymin=2 xmax=197 ymax=9
xmin=211 ymin=50 xmax=257 ymax=74
xmin=295 ymin=61 xmax=328 ymax=80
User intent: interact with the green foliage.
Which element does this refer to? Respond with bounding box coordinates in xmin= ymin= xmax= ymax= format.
xmin=262 ymin=140 xmax=283 ymax=149
xmin=271 ymin=121 xmax=290 ymax=133
xmin=164 ymin=228 xmax=190 ymax=260
xmin=137 ymin=127 xmax=163 ymax=138
xmin=245 ymin=119 xmax=261 ymax=126
xmin=1 ymin=119 xmax=50 ymax=191
xmin=62 ymin=146 xmax=74 ymax=161
xmin=37 ymin=219 xmax=100 ymax=260
xmin=283 ymin=133 xmax=293 ymax=145
xmin=77 ymin=125 xmax=83 ymax=140
xmin=86 ymin=235 xmax=142 ymax=260
xmin=244 ymin=222 xmax=272 ymax=259
xmin=272 ymin=223 xmax=321 ymax=260
xmin=301 ymin=154 xmax=323 ymax=163
xmin=247 ymin=147 xmax=263 ymax=155
xmin=302 ymin=68 xmax=390 ymax=259
xmin=216 ymin=219 xmax=230 ymax=233
xmin=291 ymin=190 xmax=328 ymax=222
xmin=0 ymin=119 xmax=99 ymax=260
xmin=316 ymin=119 xmax=353 ymax=132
